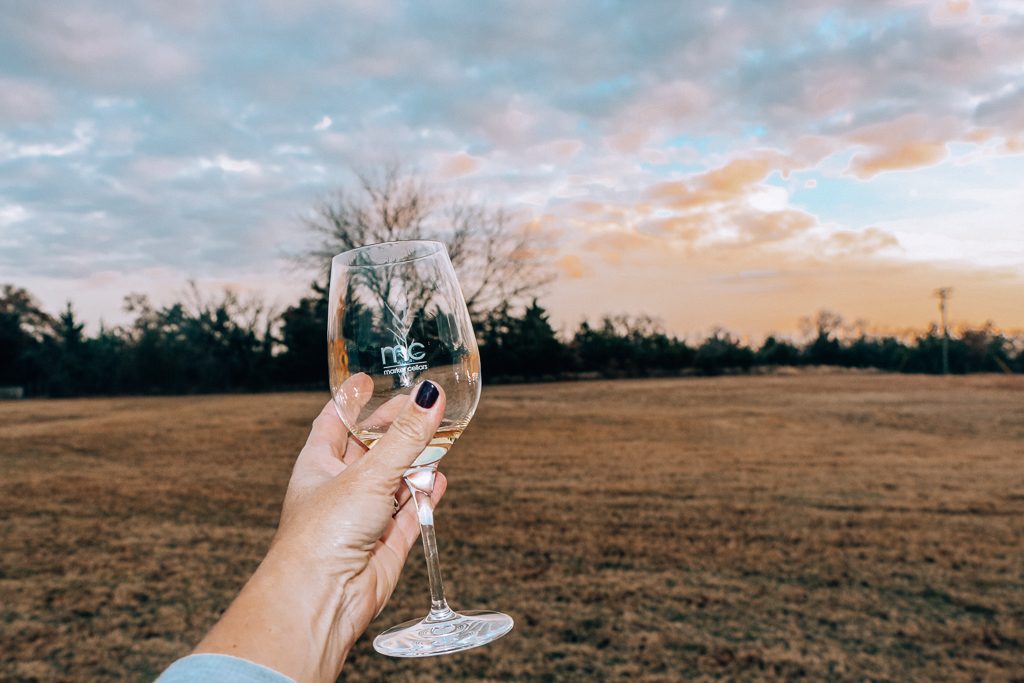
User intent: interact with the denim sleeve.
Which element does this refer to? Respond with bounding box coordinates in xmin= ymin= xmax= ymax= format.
xmin=156 ymin=654 xmax=296 ymax=683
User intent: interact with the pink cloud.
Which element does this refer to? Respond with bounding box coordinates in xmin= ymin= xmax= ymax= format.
xmin=555 ymin=254 xmax=589 ymax=279
xmin=581 ymin=229 xmax=659 ymax=265
xmin=648 ymin=154 xmax=787 ymax=209
xmin=437 ymin=152 xmax=481 ymax=178
xmin=604 ymin=80 xmax=709 ymax=153
xmin=844 ymin=114 xmax=965 ymax=178
xmin=734 ymin=209 xmax=817 ymax=246
xmin=849 ymin=141 xmax=949 ymax=178
xmin=827 ymin=227 xmax=901 ymax=255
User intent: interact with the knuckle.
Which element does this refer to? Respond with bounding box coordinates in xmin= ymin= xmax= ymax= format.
xmin=389 ymin=411 xmax=430 ymax=444
xmin=311 ymin=410 xmax=333 ymax=432
xmin=338 ymin=466 xmax=380 ymax=492
xmin=352 ymin=461 xmax=401 ymax=492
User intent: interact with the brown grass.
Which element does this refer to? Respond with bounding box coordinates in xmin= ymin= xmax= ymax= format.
xmin=2 ymin=375 xmax=1023 ymax=682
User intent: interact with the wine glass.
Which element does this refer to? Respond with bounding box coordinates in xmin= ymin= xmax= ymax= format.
xmin=327 ymin=239 xmax=514 ymax=657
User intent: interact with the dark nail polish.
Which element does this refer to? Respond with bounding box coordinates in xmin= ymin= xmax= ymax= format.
xmin=415 ymin=381 xmax=439 ymax=409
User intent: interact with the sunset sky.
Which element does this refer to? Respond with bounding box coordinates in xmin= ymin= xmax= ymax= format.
xmin=1 ymin=0 xmax=1022 ymax=337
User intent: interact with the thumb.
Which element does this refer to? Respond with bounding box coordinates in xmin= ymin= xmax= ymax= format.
xmin=353 ymin=380 xmax=446 ymax=489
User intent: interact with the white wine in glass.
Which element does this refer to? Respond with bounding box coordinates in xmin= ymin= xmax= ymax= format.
xmin=327 ymin=239 xmax=513 ymax=657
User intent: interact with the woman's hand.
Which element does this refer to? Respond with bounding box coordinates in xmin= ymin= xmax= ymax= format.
xmin=193 ymin=381 xmax=447 ymax=683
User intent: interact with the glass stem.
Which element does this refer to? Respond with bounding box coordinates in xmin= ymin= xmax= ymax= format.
xmin=406 ymin=470 xmax=455 ymax=623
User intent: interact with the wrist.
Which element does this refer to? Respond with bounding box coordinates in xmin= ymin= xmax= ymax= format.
xmin=195 ymin=543 xmax=357 ymax=683
xmin=262 ymin=538 xmax=362 ymax=648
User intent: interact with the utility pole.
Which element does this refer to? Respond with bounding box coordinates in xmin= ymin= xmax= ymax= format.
xmin=934 ymin=287 xmax=952 ymax=375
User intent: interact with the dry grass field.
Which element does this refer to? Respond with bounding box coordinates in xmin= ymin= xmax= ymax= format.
xmin=1 ymin=374 xmax=1023 ymax=682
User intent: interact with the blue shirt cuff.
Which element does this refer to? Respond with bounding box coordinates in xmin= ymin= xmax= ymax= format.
xmin=156 ymin=654 xmax=296 ymax=683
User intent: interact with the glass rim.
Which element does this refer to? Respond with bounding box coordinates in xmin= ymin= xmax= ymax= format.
xmin=331 ymin=239 xmax=447 ymax=269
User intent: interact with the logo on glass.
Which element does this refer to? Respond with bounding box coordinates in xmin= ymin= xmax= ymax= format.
xmin=380 ymin=340 xmax=428 ymax=375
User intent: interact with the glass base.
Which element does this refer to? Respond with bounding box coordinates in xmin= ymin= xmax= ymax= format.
xmin=373 ymin=610 xmax=514 ymax=658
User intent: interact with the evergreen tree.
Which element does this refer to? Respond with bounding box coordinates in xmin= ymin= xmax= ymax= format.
xmin=0 ymin=285 xmax=54 ymax=391
xmin=277 ymin=280 xmax=330 ymax=387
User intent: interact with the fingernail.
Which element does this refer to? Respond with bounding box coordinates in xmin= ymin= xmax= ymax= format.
xmin=415 ymin=381 xmax=439 ymax=409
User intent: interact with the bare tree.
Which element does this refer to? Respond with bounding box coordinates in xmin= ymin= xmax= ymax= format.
xmin=799 ymin=309 xmax=844 ymax=342
xmin=304 ymin=162 xmax=553 ymax=320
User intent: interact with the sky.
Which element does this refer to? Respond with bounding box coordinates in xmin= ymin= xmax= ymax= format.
xmin=1 ymin=0 xmax=1022 ymax=338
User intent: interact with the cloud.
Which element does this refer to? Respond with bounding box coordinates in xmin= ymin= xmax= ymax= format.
xmin=843 ymin=114 xmax=961 ymax=177
xmin=826 ymin=227 xmax=901 ymax=255
xmin=849 ymin=141 xmax=950 ymax=178
xmin=0 ymin=76 xmax=56 ymax=123
xmin=580 ymin=229 xmax=662 ymax=266
xmin=555 ymin=254 xmax=589 ymax=279
xmin=641 ymin=214 xmax=706 ymax=242
xmin=648 ymin=155 xmax=789 ymax=210
xmin=0 ymin=203 xmax=30 ymax=227
xmin=0 ymin=121 xmax=94 ymax=161
xmin=524 ymin=138 xmax=584 ymax=164
xmin=975 ymin=85 xmax=1024 ymax=130
xmin=605 ymin=80 xmax=709 ymax=152
xmin=198 ymin=154 xmax=263 ymax=176
xmin=734 ymin=209 xmax=817 ymax=247
xmin=437 ymin=152 xmax=481 ymax=178
xmin=4 ymin=6 xmax=195 ymax=87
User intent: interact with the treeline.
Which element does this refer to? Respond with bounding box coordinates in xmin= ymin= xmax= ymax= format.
xmin=480 ymin=303 xmax=1022 ymax=380
xmin=1 ymin=283 xmax=1020 ymax=398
